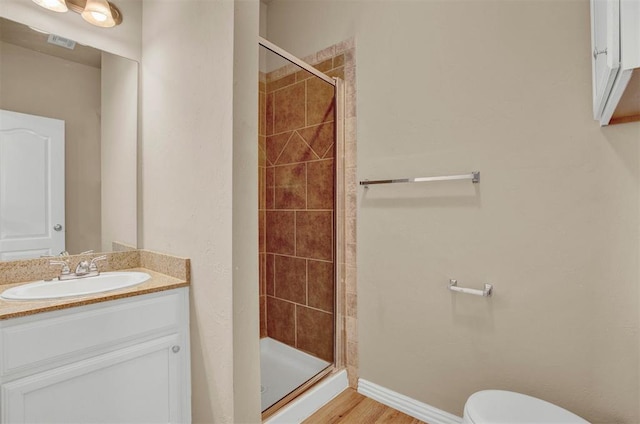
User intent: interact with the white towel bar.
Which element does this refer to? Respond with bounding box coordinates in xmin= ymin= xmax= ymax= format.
xmin=448 ymin=279 xmax=493 ymax=297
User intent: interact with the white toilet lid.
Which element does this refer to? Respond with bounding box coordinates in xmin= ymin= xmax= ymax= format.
xmin=464 ymin=390 xmax=590 ymax=424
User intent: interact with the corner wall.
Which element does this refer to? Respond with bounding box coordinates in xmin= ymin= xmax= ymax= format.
xmin=266 ymin=1 xmax=640 ymax=422
xmin=101 ymin=52 xmax=138 ymax=252
xmin=140 ymin=1 xmax=236 ymax=421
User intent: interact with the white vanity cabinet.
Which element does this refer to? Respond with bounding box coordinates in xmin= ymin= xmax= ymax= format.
xmin=590 ymin=0 xmax=640 ymax=125
xmin=0 ymin=288 xmax=191 ymax=423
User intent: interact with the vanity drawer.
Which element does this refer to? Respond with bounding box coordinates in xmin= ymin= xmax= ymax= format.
xmin=0 ymin=289 xmax=187 ymax=377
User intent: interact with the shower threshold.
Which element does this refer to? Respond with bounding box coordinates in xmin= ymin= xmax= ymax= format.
xmin=260 ymin=337 xmax=330 ymax=412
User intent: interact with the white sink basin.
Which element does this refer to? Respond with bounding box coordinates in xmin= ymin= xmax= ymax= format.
xmin=0 ymin=272 xmax=151 ymax=300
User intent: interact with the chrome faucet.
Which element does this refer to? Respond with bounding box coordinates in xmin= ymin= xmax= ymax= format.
xmin=74 ymin=259 xmax=91 ymax=276
xmin=49 ymin=259 xmax=71 ymax=278
xmin=49 ymin=255 xmax=107 ymax=280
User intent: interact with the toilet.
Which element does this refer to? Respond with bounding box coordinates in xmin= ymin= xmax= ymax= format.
xmin=463 ymin=390 xmax=590 ymax=424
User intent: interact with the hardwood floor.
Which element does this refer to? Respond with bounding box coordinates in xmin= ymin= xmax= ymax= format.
xmin=303 ymin=389 xmax=426 ymax=424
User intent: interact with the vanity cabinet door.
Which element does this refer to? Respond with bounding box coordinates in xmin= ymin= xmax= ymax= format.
xmin=591 ymin=0 xmax=620 ymax=121
xmin=1 ymin=333 xmax=189 ymax=424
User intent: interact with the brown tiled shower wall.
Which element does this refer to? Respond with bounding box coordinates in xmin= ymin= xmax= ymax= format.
xmin=257 ymin=54 xmax=347 ymax=363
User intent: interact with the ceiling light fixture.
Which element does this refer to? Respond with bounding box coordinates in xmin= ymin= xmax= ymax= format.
xmin=31 ymin=0 xmax=122 ymax=28
xmin=32 ymin=0 xmax=67 ymax=13
xmin=81 ymin=0 xmax=116 ymax=27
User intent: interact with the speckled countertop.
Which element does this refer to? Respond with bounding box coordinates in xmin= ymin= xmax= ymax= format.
xmin=0 ymin=268 xmax=189 ymax=320
xmin=0 ymin=249 xmax=191 ymax=320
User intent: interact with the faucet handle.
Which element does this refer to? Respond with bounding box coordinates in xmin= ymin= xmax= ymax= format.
xmin=49 ymin=259 xmax=70 ymax=274
xmin=89 ymin=255 xmax=107 ymax=272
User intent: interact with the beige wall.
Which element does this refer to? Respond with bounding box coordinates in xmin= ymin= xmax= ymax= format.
xmin=101 ymin=52 xmax=138 ymax=252
xmin=0 ymin=41 xmax=102 ymax=254
xmin=232 ymin=1 xmax=261 ymax=421
xmin=141 ymin=0 xmax=258 ymax=422
xmin=267 ymin=1 xmax=640 ymax=422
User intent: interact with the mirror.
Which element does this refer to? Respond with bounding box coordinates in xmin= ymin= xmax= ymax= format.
xmin=0 ymin=17 xmax=137 ymax=261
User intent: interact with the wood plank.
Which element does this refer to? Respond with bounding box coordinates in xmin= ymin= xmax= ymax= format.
xmin=339 ymin=397 xmax=388 ymax=422
xmin=378 ymin=407 xmax=425 ymax=424
xmin=303 ymin=389 xmax=427 ymax=424
xmin=303 ymin=389 xmax=365 ymax=424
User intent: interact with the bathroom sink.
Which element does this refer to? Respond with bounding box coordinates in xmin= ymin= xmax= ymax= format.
xmin=0 ymin=272 xmax=151 ymax=300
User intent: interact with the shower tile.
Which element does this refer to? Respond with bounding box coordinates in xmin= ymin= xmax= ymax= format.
xmin=296 ymin=211 xmax=332 ymax=261
xmin=335 ymin=38 xmax=355 ymax=54
xmin=274 ymin=82 xmax=306 ymax=133
xmin=316 ymin=45 xmax=336 ymax=62
xmin=296 ymin=306 xmax=333 ymax=362
xmin=334 ymin=54 xmax=345 ymax=68
xmin=345 ymin=117 xmax=356 ymax=144
xmin=259 ymin=169 xmax=266 ymax=210
xmin=259 ymin=253 xmax=266 ymax=295
xmin=266 ymin=92 xmax=274 ymax=136
xmin=315 ymin=58 xmax=334 ymax=72
xmin=298 ymin=122 xmax=334 ymax=159
xmin=345 ymin=141 xmax=356 ymax=168
xmin=346 ymin=292 xmax=357 ymax=318
xmin=259 ymin=211 xmax=265 ymax=253
xmin=259 ymin=91 xmax=266 ymax=136
xmin=296 ymin=69 xmax=313 ymax=82
xmin=266 ymin=211 xmax=295 ymax=255
xmin=345 ymin=266 xmax=357 ymax=295
xmin=267 ymin=296 xmax=296 ymax=346
xmin=267 ymin=73 xmax=296 ymax=93
xmin=346 ymin=218 xmax=356 ymax=245
xmin=323 ymin=144 xmax=335 ymax=159
xmin=346 ymin=243 xmax=356 ymax=267
xmin=259 ymin=80 xmax=266 ymax=93
xmin=345 ymin=66 xmax=356 ymax=88
xmin=346 ymin=316 xmax=357 ymax=339
xmin=266 ymin=132 xmax=292 ymax=165
xmin=266 ymin=254 xmax=275 ymax=296
xmin=347 ymin=341 xmax=358 ymax=368
xmin=274 ymin=255 xmax=307 ymax=304
xmin=307 ymin=77 xmax=335 ymax=126
xmin=275 ymin=163 xmax=307 ymax=209
xmin=258 ymin=142 xmax=267 ymax=167
xmin=308 ymin=260 xmax=334 ymax=312
xmin=307 ymin=159 xmax=334 ymax=210
xmin=259 ymin=135 xmax=266 ymax=152
xmin=326 ymin=67 xmax=344 ymax=80
xmin=266 ymin=167 xmax=275 ymax=209
xmin=346 ymin=192 xmax=357 ymax=218
xmin=260 ymin=295 xmax=267 ymax=338
xmin=276 ymin=132 xmax=319 ymax=165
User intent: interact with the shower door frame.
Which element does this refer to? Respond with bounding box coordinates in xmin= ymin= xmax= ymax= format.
xmin=259 ymin=37 xmax=347 ymax=420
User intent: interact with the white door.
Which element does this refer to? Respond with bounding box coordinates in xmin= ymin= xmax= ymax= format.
xmin=0 ymin=110 xmax=65 ymax=260
xmin=591 ymin=0 xmax=620 ymax=121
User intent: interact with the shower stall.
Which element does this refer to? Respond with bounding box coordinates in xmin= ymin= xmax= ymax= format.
xmin=258 ymin=38 xmax=346 ymax=416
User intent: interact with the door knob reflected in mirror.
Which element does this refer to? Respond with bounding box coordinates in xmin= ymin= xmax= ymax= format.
xmin=53 ymin=224 xmax=63 ymax=231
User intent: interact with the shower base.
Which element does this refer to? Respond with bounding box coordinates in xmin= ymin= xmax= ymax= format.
xmin=260 ymin=337 xmax=330 ymax=412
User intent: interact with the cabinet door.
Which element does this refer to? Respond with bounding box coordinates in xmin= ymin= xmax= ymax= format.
xmin=1 ymin=334 xmax=188 ymax=424
xmin=591 ymin=0 xmax=620 ymax=120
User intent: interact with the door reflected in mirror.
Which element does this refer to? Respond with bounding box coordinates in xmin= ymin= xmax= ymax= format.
xmin=0 ymin=17 xmax=137 ymax=261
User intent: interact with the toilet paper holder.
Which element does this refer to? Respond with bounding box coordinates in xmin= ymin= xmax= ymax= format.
xmin=448 ymin=279 xmax=493 ymax=297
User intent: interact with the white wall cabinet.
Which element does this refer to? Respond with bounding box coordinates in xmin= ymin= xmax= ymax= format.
xmin=590 ymin=0 xmax=640 ymax=125
xmin=0 ymin=288 xmax=191 ymax=423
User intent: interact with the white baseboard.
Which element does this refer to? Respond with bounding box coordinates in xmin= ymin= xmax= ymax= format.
xmin=264 ymin=369 xmax=348 ymax=424
xmin=358 ymin=378 xmax=463 ymax=424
